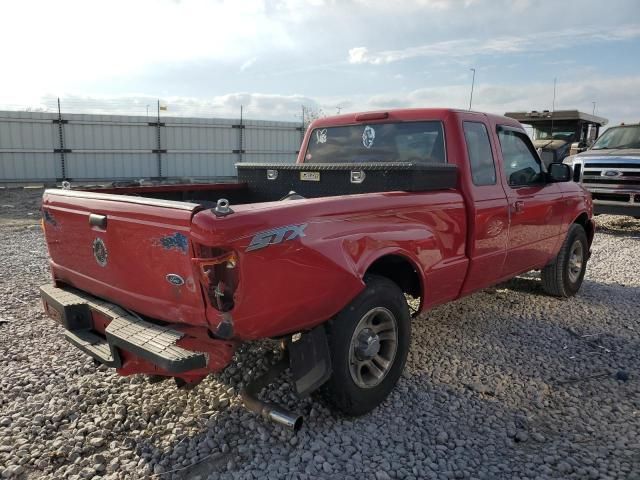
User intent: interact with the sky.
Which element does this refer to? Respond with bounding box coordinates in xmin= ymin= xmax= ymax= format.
xmin=1 ymin=0 xmax=640 ymax=125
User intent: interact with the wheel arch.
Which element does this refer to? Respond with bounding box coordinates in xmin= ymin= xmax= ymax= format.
xmin=363 ymin=253 xmax=424 ymax=313
xmin=572 ymin=212 xmax=595 ymax=247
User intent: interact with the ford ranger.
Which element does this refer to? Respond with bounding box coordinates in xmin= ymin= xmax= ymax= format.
xmin=40 ymin=108 xmax=594 ymax=429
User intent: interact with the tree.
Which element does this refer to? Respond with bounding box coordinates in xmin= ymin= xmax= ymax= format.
xmin=301 ymin=105 xmax=325 ymax=131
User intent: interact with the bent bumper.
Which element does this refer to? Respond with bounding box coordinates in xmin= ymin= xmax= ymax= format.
xmin=40 ymin=284 xmax=207 ymax=373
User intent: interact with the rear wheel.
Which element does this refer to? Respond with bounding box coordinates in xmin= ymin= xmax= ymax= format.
xmin=322 ymin=275 xmax=411 ymax=416
xmin=541 ymin=224 xmax=588 ymax=297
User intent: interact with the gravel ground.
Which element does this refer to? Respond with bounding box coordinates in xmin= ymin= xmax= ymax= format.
xmin=1 ymin=187 xmax=639 ymax=480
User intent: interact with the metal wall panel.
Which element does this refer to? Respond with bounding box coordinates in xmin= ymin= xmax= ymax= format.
xmin=0 ymin=111 xmax=61 ymax=181
xmin=0 ymin=110 xmax=300 ymax=183
xmin=65 ymin=153 xmax=158 ymax=180
xmin=163 ymin=153 xmax=238 ymax=178
xmin=64 ymin=116 xmax=156 ymax=150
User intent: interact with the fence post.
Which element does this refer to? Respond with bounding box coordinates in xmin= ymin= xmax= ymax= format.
xmin=54 ymin=97 xmax=67 ymax=181
xmin=232 ymin=105 xmax=245 ymax=166
xmin=156 ymin=100 xmax=162 ymax=178
xmin=239 ymin=105 xmax=243 ymax=163
xmin=301 ymin=105 xmax=305 ymax=144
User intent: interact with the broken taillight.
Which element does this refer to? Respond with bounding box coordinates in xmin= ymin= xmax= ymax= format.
xmin=192 ymin=248 xmax=239 ymax=312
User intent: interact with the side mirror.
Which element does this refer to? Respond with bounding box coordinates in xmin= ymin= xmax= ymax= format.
xmin=548 ymin=162 xmax=572 ymax=182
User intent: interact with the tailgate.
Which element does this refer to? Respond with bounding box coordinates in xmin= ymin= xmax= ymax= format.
xmin=42 ymin=189 xmax=207 ymax=326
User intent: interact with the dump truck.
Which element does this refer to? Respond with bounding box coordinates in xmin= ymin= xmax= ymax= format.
xmin=505 ymin=110 xmax=608 ymax=167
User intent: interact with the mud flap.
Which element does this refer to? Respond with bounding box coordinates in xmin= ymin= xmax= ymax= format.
xmin=288 ymin=325 xmax=332 ymax=397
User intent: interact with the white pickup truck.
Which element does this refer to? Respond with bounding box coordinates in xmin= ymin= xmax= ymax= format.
xmin=565 ymin=122 xmax=640 ymax=218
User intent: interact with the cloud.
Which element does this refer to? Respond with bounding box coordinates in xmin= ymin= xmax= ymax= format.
xmin=1 ymin=0 xmax=638 ymax=130
xmin=362 ymin=75 xmax=640 ymax=126
xmin=0 ymin=0 xmax=296 ymax=95
xmin=36 ymin=93 xmax=320 ymax=122
xmin=240 ymin=57 xmax=257 ymax=72
xmin=28 ymin=74 xmax=639 ymax=127
xmin=348 ymin=24 xmax=640 ymax=64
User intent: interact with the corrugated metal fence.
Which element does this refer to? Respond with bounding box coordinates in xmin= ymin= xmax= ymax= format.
xmin=0 ymin=110 xmax=302 ymax=183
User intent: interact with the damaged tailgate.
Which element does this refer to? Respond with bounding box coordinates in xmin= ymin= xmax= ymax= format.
xmin=42 ymin=189 xmax=208 ymax=326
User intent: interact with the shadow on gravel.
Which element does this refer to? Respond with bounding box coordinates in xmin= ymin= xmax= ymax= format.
xmin=127 ymin=345 xmax=319 ymax=479
xmin=595 ymin=215 xmax=640 ymax=238
xmin=501 ymin=274 xmax=640 ymax=299
xmin=111 ymin=262 xmax=639 ymax=479
xmin=403 ymin=273 xmax=640 ymax=471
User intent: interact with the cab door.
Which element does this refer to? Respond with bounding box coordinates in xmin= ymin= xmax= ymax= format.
xmin=495 ymin=126 xmax=564 ymax=276
xmin=458 ymin=116 xmax=510 ymax=295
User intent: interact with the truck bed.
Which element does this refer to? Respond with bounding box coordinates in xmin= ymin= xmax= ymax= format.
xmin=79 ymin=161 xmax=457 ymax=205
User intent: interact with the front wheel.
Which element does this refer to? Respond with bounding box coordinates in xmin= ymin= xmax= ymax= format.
xmin=322 ymin=275 xmax=411 ymax=416
xmin=541 ymin=224 xmax=588 ymax=297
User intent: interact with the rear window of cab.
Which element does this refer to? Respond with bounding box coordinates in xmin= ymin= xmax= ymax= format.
xmin=305 ymin=121 xmax=446 ymax=164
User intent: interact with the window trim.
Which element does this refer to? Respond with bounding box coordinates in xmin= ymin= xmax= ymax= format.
xmin=496 ymin=125 xmax=546 ymax=188
xmin=305 ymin=120 xmax=448 ymax=164
xmin=463 ymin=120 xmax=497 ymax=187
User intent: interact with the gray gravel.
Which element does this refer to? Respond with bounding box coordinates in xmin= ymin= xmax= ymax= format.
xmin=1 ymin=187 xmax=639 ymax=480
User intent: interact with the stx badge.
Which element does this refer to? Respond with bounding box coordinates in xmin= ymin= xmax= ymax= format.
xmin=246 ymin=224 xmax=308 ymax=252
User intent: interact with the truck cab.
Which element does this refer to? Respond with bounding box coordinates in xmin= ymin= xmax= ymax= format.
xmin=505 ymin=110 xmax=608 ymax=167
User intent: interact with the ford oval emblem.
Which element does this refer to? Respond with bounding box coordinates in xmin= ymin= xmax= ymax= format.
xmin=166 ymin=274 xmax=185 ymax=286
xmin=92 ymin=238 xmax=108 ymax=267
xmin=602 ymin=170 xmax=622 ymax=177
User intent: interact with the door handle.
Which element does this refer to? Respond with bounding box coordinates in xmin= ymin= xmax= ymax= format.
xmin=512 ymin=201 xmax=525 ymax=213
xmin=89 ymin=213 xmax=107 ymax=229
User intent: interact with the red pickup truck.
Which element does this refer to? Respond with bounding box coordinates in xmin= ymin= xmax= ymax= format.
xmin=40 ymin=108 xmax=594 ymax=430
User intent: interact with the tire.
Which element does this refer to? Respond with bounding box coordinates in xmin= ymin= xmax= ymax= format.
xmin=541 ymin=224 xmax=588 ymax=297
xmin=322 ymin=275 xmax=411 ymax=416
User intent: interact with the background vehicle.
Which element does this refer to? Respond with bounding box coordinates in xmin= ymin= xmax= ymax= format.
xmin=564 ymin=122 xmax=640 ymax=218
xmin=40 ymin=108 xmax=594 ymax=428
xmin=505 ymin=110 xmax=608 ymax=167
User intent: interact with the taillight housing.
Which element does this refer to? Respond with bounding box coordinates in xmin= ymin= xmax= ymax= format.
xmin=192 ymin=247 xmax=239 ymax=312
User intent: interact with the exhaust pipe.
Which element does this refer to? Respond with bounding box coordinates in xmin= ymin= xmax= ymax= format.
xmin=240 ymin=353 xmax=303 ymax=431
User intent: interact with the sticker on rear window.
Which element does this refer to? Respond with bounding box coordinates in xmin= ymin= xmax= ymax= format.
xmin=315 ymin=129 xmax=327 ymax=144
xmin=362 ymin=125 xmax=375 ymax=149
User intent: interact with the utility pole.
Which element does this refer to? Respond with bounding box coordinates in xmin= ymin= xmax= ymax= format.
xmin=550 ymin=78 xmax=557 ymax=135
xmin=468 ymin=68 xmax=476 ymax=110
xmin=592 ymin=101 xmax=596 ymax=115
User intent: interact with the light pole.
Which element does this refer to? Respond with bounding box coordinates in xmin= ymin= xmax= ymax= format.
xmin=469 ymin=68 xmax=476 ymax=110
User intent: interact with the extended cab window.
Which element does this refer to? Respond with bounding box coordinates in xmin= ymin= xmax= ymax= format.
xmin=497 ymin=128 xmax=544 ymax=187
xmin=305 ymin=121 xmax=445 ymax=164
xmin=463 ymin=121 xmax=496 ymax=186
